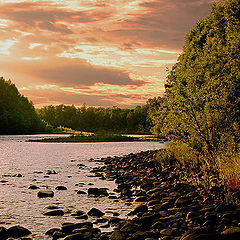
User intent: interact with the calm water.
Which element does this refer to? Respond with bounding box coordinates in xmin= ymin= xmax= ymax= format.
xmin=0 ymin=135 xmax=166 ymax=239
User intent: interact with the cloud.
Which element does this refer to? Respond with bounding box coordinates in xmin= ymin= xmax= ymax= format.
xmin=107 ymin=0 xmax=217 ymax=49
xmin=1 ymin=57 xmax=144 ymax=87
xmin=0 ymin=1 xmax=111 ymax=34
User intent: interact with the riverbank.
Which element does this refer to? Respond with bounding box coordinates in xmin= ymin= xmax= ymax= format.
xmin=1 ymin=149 xmax=240 ymax=239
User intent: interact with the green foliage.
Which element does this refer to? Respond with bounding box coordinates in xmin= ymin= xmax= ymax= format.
xmin=148 ymin=0 xmax=240 ymax=190
xmin=149 ymin=0 xmax=240 ymax=159
xmin=0 ymin=77 xmax=46 ymax=134
xmin=38 ymin=104 xmax=150 ymax=134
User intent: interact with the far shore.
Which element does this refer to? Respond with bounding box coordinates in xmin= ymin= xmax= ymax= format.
xmin=28 ymin=134 xmax=166 ymax=143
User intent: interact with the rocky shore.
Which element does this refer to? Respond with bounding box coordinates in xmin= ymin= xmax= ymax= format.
xmin=1 ymin=150 xmax=240 ymax=239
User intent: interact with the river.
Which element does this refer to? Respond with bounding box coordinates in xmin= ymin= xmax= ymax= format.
xmin=0 ymin=134 xmax=166 ymax=239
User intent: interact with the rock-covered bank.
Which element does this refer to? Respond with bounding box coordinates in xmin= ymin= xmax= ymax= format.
xmin=2 ymin=150 xmax=240 ymax=240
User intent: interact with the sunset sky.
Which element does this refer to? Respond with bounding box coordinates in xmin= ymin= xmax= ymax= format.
xmin=0 ymin=0 xmax=218 ymax=108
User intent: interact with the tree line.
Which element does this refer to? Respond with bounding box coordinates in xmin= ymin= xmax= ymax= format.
xmin=38 ymin=104 xmax=150 ymax=134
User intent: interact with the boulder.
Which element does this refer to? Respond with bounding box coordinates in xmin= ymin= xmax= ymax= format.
xmin=7 ymin=225 xmax=31 ymax=238
xmin=37 ymin=190 xmax=54 ymax=198
xmin=88 ymin=208 xmax=105 ymax=217
xmin=44 ymin=210 xmax=64 ymax=216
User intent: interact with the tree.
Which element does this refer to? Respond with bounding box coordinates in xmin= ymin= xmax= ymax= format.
xmin=0 ymin=77 xmax=45 ymax=134
xmin=149 ymin=0 xmax=240 ymax=160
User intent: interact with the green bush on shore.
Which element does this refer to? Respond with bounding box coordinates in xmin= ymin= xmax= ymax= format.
xmin=148 ymin=0 xmax=240 ymax=193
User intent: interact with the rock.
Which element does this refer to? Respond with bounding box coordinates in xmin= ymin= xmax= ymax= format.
xmin=110 ymin=230 xmax=125 ymax=240
xmin=71 ymin=210 xmax=85 ymax=216
xmin=55 ymin=186 xmax=67 ymax=190
xmin=37 ymin=190 xmax=54 ymax=198
xmin=88 ymin=208 xmax=105 ymax=217
xmin=63 ymin=233 xmax=84 ymax=240
xmin=44 ymin=210 xmax=64 ymax=216
xmin=52 ymin=230 xmax=65 ymax=240
xmin=45 ymin=228 xmax=61 ymax=236
xmin=28 ymin=185 xmax=39 ymax=190
xmin=130 ymin=204 xmax=148 ymax=215
xmin=221 ymin=226 xmax=240 ymax=239
xmin=88 ymin=188 xmax=109 ymax=197
xmin=120 ymin=221 xmax=139 ymax=233
xmin=0 ymin=227 xmax=7 ymax=240
xmin=7 ymin=226 xmax=31 ymax=238
xmin=46 ymin=170 xmax=57 ymax=175
xmin=180 ymin=228 xmax=219 ymax=240
xmin=135 ymin=196 xmax=148 ymax=202
xmin=77 ymin=190 xmax=87 ymax=194
xmin=61 ymin=223 xmax=92 ymax=234
xmin=46 ymin=205 xmax=59 ymax=210
xmin=175 ymin=197 xmax=191 ymax=207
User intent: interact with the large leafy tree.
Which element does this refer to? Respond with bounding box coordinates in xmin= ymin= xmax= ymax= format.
xmin=149 ymin=0 xmax=240 ymax=160
xmin=0 ymin=77 xmax=45 ymax=134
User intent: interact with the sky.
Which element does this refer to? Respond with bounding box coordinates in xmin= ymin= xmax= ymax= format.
xmin=0 ymin=0 xmax=219 ymax=108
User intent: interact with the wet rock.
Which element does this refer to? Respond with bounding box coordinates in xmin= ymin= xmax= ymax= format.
xmin=55 ymin=186 xmax=67 ymax=190
xmin=46 ymin=170 xmax=57 ymax=175
xmin=180 ymin=228 xmax=219 ymax=240
xmin=52 ymin=230 xmax=66 ymax=240
xmin=45 ymin=228 xmax=61 ymax=236
xmin=175 ymin=197 xmax=191 ymax=207
xmin=7 ymin=225 xmax=31 ymax=238
xmin=120 ymin=221 xmax=139 ymax=233
xmin=37 ymin=190 xmax=54 ymax=198
xmin=44 ymin=209 xmax=64 ymax=216
xmin=130 ymin=204 xmax=148 ymax=215
xmin=110 ymin=230 xmax=125 ymax=240
xmin=0 ymin=227 xmax=7 ymax=240
xmin=88 ymin=208 xmax=105 ymax=217
xmin=63 ymin=232 xmax=84 ymax=240
xmin=88 ymin=187 xmax=109 ymax=197
xmin=61 ymin=222 xmax=92 ymax=234
xmin=135 ymin=196 xmax=148 ymax=202
xmin=28 ymin=185 xmax=39 ymax=190
xmin=77 ymin=190 xmax=87 ymax=194
xmin=46 ymin=205 xmax=59 ymax=210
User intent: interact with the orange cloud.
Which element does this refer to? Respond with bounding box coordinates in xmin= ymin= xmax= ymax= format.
xmin=0 ymin=0 xmax=219 ymax=107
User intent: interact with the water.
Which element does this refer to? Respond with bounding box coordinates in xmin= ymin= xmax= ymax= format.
xmin=0 ymin=134 xmax=166 ymax=239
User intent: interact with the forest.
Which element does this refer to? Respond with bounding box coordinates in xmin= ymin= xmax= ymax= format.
xmin=0 ymin=77 xmax=150 ymax=134
xmin=38 ymin=104 xmax=150 ymax=134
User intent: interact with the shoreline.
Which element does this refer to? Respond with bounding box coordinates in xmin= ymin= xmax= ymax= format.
xmin=1 ymin=149 xmax=240 ymax=239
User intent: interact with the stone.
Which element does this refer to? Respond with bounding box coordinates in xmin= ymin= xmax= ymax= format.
xmin=88 ymin=188 xmax=109 ymax=197
xmin=110 ymin=230 xmax=125 ymax=240
xmin=37 ymin=190 xmax=54 ymax=198
xmin=28 ymin=185 xmax=39 ymax=190
xmin=44 ymin=210 xmax=64 ymax=216
xmin=45 ymin=228 xmax=61 ymax=236
xmin=7 ymin=226 xmax=31 ymax=238
xmin=63 ymin=233 xmax=84 ymax=240
xmin=88 ymin=208 xmax=105 ymax=217
xmin=55 ymin=186 xmax=67 ymax=190
xmin=130 ymin=204 xmax=148 ymax=215
xmin=0 ymin=227 xmax=7 ymax=240
xmin=120 ymin=221 xmax=139 ymax=233
xmin=77 ymin=190 xmax=87 ymax=194
xmin=180 ymin=228 xmax=219 ymax=240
